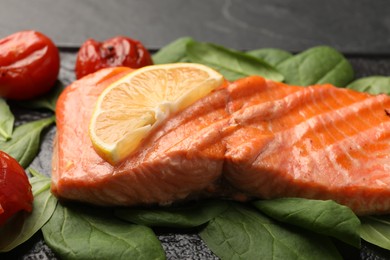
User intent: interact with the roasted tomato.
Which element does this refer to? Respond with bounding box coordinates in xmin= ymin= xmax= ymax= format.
xmin=0 ymin=30 xmax=60 ymax=100
xmin=75 ymin=36 xmax=153 ymax=79
xmin=0 ymin=151 xmax=33 ymax=226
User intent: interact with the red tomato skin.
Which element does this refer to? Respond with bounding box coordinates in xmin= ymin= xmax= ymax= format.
xmin=0 ymin=151 xmax=33 ymax=226
xmin=0 ymin=30 xmax=60 ymax=100
xmin=75 ymin=36 xmax=153 ymax=79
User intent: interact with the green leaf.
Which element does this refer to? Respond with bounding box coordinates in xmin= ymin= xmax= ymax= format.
xmin=276 ymin=46 xmax=354 ymax=87
xmin=247 ymin=48 xmax=293 ymax=66
xmin=0 ymin=98 xmax=14 ymax=141
xmin=346 ymin=76 xmax=390 ymax=95
xmin=116 ymin=199 xmax=228 ymax=228
xmin=186 ymin=41 xmax=284 ymax=82
xmin=0 ymin=116 xmax=55 ymax=168
xmin=253 ymin=198 xmax=361 ymax=247
xmin=28 ymin=167 xmax=47 ymax=178
xmin=360 ymin=215 xmax=390 ymax=250
xmin=14 ymin=81 xmax=65 ymax=112
xmin=42 ymin=203 xmax=165 ymax=260
xmin=0 ymin=171 xmax=57 ymax=252
xmin=200 ymin=203 xmax=342 ymax=260
xmin=152 ymin=37 xmax=194 ymax=64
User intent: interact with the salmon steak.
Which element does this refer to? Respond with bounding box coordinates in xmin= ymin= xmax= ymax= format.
xmin=52 ymin=67 xmax=390 ymax=215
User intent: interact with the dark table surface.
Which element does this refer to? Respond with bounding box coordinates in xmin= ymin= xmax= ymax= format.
xmin=2 ymin=1 xmax=390 ymax=260
xmin=2 ymin=0 xmax=390 ymax=54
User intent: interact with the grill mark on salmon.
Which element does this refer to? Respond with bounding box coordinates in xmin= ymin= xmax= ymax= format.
xmin=52 ymin=69 xmax=390 ymax=215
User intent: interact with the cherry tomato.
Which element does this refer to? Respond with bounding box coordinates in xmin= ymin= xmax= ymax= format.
xmin=75 ymin=36 xmax=153 ymax=79
xmin=0 ymin=30 xmax=60 ymax=100
xmin=0 ymin=151 xmax=33 ymax=226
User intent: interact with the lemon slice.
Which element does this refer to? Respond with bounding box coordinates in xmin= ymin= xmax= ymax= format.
xmin=89 ymin=63 xmax=224 ymax=164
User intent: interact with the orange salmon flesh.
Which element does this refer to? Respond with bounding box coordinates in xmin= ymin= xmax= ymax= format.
xmin=52 ymin=67 xmax=390 ymax=215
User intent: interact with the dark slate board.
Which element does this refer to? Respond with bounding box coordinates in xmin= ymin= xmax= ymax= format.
xmin=2 ymin=51 xmax=390 ymax=260
xmin=1 ymin=0 xmax=390 ymax=54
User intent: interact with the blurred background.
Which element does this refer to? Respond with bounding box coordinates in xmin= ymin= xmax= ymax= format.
xmin=1 ymin=0 xmax=390 ymax=54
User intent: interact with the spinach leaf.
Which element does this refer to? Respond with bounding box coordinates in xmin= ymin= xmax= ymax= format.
xmin=360 ymin=215 xmax=390 ymax=250
xmin=346 ymin=76 xmax=390 ymax=95
xmin=186 ymin=41 xmax=284 ymax=82
xmin=253 ymin=198 xmax=361 ymax=247
xmin=14 ymin=81 xmax=65 ymax=112
xmin=116 ymin=199 xmax=228 ymax=228
xmin=0 ymin=169 xmax=57 ymax=252
xmin=152 ymin=37 xmax=194 ymax=64
xmin=247 ymin=48 xmax=293 ymax=66
xmin=276 ymin=46 xmax=354 ymax=87
xmin=0 ymin=116 xmax=55 ymax=168
xmin=200 ymin=202 xmax=342 ymax=260
xmin=42 ymin=203 xmax=165 ymax=260
xmin=0 ymin=98 xmax=14 ymax=141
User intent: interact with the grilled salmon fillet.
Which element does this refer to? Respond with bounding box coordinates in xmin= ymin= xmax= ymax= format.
xmin=52 ymin=68 xmax=390 ymax=215
xmin=52 ymin=67 xmax=228 ymax=206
